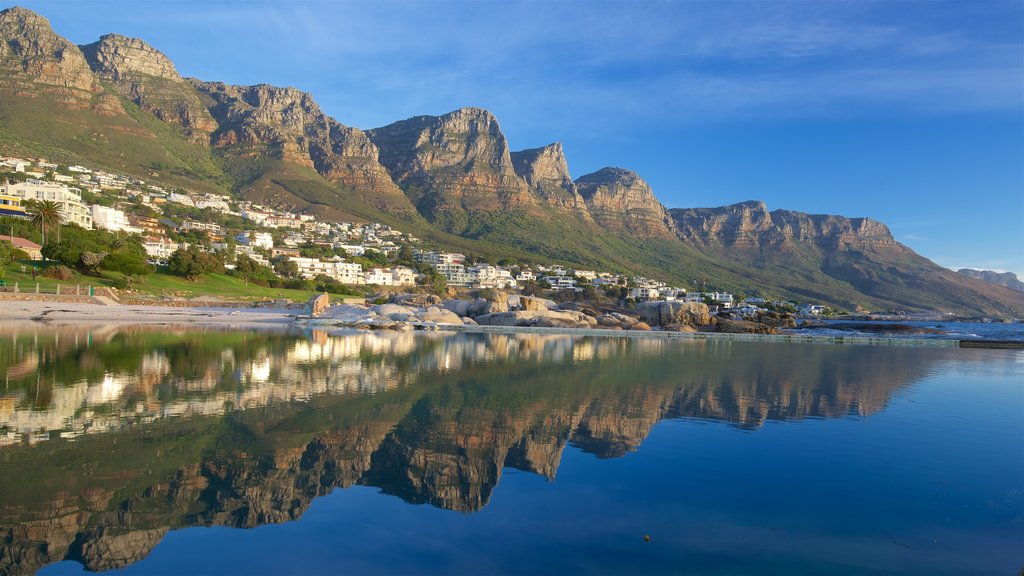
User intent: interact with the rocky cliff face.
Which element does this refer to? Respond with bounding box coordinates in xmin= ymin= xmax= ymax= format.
xmin=575 ymin=167 xmax=677 ymax=238
xmin=80 ymin=34 xmax=216 ymax=141
xmin=670 ymin=201 xmax=899 ymax=250
xmin=191 ymin=80 xmax=414 ymax=213
xmin=510 ymin=142 xmax=592 ymax=220
xmin=367 ymin=107 xmax=538 ymax=222
xmin=0 ymin=7 xmax=98 ymax=93
xmin=957 ymin=269 xmax=1024 ymax=292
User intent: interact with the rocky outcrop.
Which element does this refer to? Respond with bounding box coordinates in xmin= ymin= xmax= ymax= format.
xmin=671 ymin=201 xmax=898 ymax=250
xmin=575 ymin=167 xmax=677 ymax=238
xmin=0 ymin=7 xmax=99 ymax=94
xmin=636 ymin=301 xmax=711 ymax=327
xmin=510 ymin=143 xmax=592 ymax=220
xmin=306 ymin=292 xmax=330 ymax=317
xmin=367 ymin=107 xmax=539 ymax=225
xmin=475 ymin=309 xmax=598 ymax=329
xmin=80 ymin=34 xmax=216 ymax=140
xmin=957 ymin=269 xmax=1024 ymax=292
xmin=190 ymin=80 xmax=415 ymax=213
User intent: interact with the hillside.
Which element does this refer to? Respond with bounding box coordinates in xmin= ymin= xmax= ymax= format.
xmin=0 ymin=5 xmax=1021 ymax=317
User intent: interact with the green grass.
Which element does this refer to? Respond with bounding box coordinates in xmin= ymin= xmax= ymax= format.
xmin=1 ymin=260 xmax=363 ymax=302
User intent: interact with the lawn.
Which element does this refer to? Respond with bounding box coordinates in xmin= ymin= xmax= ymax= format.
xmin=1 ymin=260 xmax=366 ymax=303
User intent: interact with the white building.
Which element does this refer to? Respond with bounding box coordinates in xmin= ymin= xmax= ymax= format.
xmin=414 ymin=250 xmax=465 ymax=266
xmin=237 ymin=231 xmax=273 ymax=250
xmin=470 ymin=264 xmax=517 ymax=289
xmin=435 ymin=263 xmax=473 ymax=287
xmin=91 ymin=205 xmax=143 ymax=234
xmin=196 ymin=195 xmax=232 ymax=211
xmin=516 ymin=270 xmax=536 ymax=282
xmin=289 ymin=256 xmax=365 ymax=284
xmin=571 ymin=270 xmax=597 ymax=281
xmin=631 ymin=287 xmax=660 ymax=300
xmin=1 ymin=180 xmax=92 ymax=227
xmin=143 ymin=237 xmax=186 ymax=262
xmin=166 ymin=192 xmax=195 ymax=207
xmin=542 ymin=275 xmax=577 ymax=290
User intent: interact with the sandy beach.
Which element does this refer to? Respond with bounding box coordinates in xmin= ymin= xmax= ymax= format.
xmin=0 ymin=300 xmax=299 ymax=329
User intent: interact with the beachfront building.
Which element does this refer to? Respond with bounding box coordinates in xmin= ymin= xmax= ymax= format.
xmin=469 ymin=264 xmax=517 ymax=289
xmin=364 ymin=266 xmax=417 ymax=287
xmin=541 ymin=275 xmax=577 ymax=290
xmin=1 ymin=180 xmax=92 ymax=227
xmin=631 ymin=287 xmax=660 ymax=300
xmin=143 ymin=237 xmax=186 ymax=262
xmin=0 ymin=194 xmax=28 ymax=219
xmin=1 ymin=235 xmax=42 ymax=260
xmin=91 ymin=206 xmax=143 ymax=234
xmin=414 ymin=250 xmax=465 ymax=266
xmin=289 ymin=256 xmax=365 ymax=284
xmin=516 ymin=269 xmax=536 ymax=282
xmin=435 ymin=263 xmax=473 ymax=288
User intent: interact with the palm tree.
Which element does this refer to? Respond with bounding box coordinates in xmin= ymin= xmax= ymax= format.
xmin=27 ymin=200 xmax=64 ymax=247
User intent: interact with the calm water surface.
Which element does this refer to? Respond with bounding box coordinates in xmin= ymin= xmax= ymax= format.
xmin=0 ymin=327 xmax=1020 ymax=575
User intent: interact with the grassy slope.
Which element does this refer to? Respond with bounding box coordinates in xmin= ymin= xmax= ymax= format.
xmin=0 ymin=82 xmax=228 ymax=194
xmin=1 ymin=260 xmax=361 ymax=301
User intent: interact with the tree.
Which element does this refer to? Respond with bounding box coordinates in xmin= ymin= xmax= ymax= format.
xmin=27 ymin=200 xmax=64 ymax=248
xmin=79 ymin=251 xmax=108 ymax=275
xmin=167 ymin=246 xmax=223 ymax=280
xmin=272 ymin=256 xmax=299 ymax=279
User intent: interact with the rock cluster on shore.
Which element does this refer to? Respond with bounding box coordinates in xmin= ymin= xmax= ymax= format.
xmin=301 ymin=293 xmax=792 ymax=334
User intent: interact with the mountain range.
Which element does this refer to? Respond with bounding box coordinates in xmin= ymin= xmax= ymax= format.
xmin=1 ymin=6 xmax=1021 ymax=317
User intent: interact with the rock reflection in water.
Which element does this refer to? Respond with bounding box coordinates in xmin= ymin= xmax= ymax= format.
xmin=0 ymin=327 xmax=961 ymax=575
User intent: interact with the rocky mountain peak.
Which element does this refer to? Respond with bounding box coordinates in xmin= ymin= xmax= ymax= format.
xmin=0 ymin=6 xmax=98 ymax=92
xmin=80 ymin=33 xmax=180 ymax=81
xmin=189 ymin=80 xmax=413 ymax=213
xmin=575 ymin=167 xmax=676 ymax=237
xmin=511 ymin=142 xmax=571 ymax=187
xmin=957 ymin=269 xmax=1024 ymax=292
xmin=671 ymin=202 xmax=898 ymax=250
xmin=78 ymin=34 xmax=215 ymax=139
xmin=367 ymin=107 xmax=537 ymax=223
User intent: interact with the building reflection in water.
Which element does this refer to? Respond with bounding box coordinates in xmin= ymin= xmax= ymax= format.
xmin=0 ymin=326 xmax=982 ymax=575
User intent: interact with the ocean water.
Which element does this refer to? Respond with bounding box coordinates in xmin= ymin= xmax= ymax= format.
xmin=787 ymin=319 xmax=1024 ymax=341
xmin=0 ymin=327 xmax=1020 ymax=575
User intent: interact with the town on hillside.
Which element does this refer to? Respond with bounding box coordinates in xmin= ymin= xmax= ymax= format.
xmin=0 ymin=153 xmax=832 ymax=316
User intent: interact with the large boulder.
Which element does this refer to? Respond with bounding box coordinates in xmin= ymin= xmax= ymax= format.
xmin=441 ymin=299 xmax=474 ymax=317
xmin=389 ymin=293 xmax=442 ymax=308
xmin=516 ymin=295 xmax=556 ymax=311
xmin=628 ymin=321 xmax=651 ymax=331
xmin=372 ymin=303 xmax=420 ymax=321
xmin=755 ymin=311 xmax=797 ymax=328
xmin=476 ymin=309 xmax=596 ymax=329
xmin=319 ymin=304 xmax=374 ymax=322
xmin=306 ymin=293 xmax=330 ymax=317
xmin=636 ymin=301 xmax=711 ymax=327
xmin=417 ymin=306 xmax=464 ymax=325
xmin=483 ymin=291 xmax=509 ymax=314
xmin=716 ymin=318 xmax=779 ymax=334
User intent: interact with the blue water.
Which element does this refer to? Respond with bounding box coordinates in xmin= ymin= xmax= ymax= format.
xmin=787 ymin=320 xmax=1024 ymax=341
xmin=0 ymin=328 xmax=1020 ymax=575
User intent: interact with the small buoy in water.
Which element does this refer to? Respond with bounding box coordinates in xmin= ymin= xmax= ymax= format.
xmin=643 ymin=534 xmax=651 ymax=542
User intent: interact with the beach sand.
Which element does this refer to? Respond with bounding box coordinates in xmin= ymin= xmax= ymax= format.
xmin=0 ymin=300 xmax=299 ymax=329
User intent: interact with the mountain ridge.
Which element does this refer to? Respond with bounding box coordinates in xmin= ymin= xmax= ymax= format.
xmin=0 ymin=5 xmax=1021 ymax=317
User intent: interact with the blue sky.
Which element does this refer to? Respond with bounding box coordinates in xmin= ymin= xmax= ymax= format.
xmin=14 ymin=0 xmax=1024 ymax=277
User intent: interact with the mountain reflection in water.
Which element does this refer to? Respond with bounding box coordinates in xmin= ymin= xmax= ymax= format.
xmin=0 ymin=328 xmax=966 ymax=574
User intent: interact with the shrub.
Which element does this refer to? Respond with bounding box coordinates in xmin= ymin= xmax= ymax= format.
xmin=43 ymin=265 xmax=74 ymax=281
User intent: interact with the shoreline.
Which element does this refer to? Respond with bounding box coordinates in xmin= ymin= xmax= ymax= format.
xmin=1 ymin=301 xmax=1020 ymax=348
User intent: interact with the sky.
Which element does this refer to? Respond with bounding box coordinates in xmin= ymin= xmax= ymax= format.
xmin=12 ymin=0 xmax=1024 ymax=277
